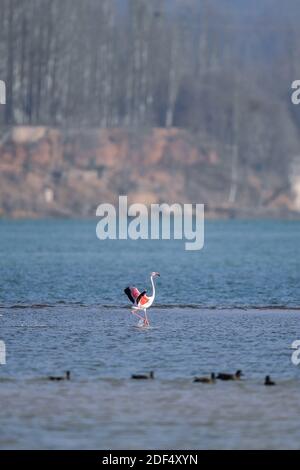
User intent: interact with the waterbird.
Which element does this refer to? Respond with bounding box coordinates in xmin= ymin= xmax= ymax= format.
xmin=264 ymin=375 xmax=276 ymax=386
xmin=131 ymin=371 xmax=154 ymax=380
xmin=193 ymin=373 xmax=216 ymax=384
xmin=48 ymin=371 xmax=70 ymax=381
xmin=124 ymin=272 xmax=160 ymax=327
xmin=217 ymin=370 xmax=243 ymax=381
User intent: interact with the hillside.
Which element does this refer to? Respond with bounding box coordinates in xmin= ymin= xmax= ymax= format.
xmin=0 ymin=127 xmax=297 ymax=218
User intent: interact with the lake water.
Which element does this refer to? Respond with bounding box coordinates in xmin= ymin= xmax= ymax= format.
xmin=0 ymin=219 xmax=299 ymax=449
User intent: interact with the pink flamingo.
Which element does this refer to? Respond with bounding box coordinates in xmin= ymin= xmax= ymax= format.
xmin=124 ymin=272 xmax=160 ymax=327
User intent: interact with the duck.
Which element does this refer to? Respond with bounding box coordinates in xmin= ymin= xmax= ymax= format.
xmin=264 ymin=375 xmax=276 ymax=386
xmin=217 ymin=370 xmax=243 ymax=381
xmin=131 ymin=371 xmax=154 ymax=380
xmin=193 ymin=373 xmax=216 ymax=384
xmin=48 ymin=371 xmax=71 ymax=381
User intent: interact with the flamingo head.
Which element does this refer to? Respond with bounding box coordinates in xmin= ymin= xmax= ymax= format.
xmin=151 ymin=272 xmax=160 ymax=278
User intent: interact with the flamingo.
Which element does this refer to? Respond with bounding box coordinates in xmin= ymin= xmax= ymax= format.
xmin=124 ymin=272 xmax=160 ymax=327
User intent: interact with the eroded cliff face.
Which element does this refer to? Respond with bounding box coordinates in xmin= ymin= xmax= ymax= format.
xmin=0 ymin=127 xmax=296 ymax=218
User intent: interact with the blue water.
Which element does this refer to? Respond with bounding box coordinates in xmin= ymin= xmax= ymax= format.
xmin=0 ymin=219 xmax=299 ymax=308
xmin=0 ymin=219 xmax=300 ymax=449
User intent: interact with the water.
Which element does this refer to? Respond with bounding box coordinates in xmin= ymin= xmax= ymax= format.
xmin=0 ymin=219 xmax=299 ymax=309
xmin=0 ymin=219 xmax=300 ymax=449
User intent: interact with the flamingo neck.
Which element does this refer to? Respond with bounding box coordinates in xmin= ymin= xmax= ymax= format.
xmin=150 ymin=275 xmax=156 ymax=299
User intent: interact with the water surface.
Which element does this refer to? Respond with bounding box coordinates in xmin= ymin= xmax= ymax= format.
xmin=0 ymin=220 xmax=299 ymax=449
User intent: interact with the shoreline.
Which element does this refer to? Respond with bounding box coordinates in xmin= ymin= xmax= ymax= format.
xmin=1 ymin=211 xmax=300 ymax=220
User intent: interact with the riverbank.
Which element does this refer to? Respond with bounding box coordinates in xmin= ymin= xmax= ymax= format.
xmin=0 ymin=127 xmax=297 ymax=219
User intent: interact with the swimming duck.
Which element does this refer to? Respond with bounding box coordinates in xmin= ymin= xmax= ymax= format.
xmin=264 ymin=375 xmax=276 ymax=386
xmin=131 ymin=371 xmax=154 ymax=380
xmin=48 ymin=371 xmax=70 ymax=381
xmin=193 ymin=373 xmax=216 ymax=384
xmin=217 ymin=370 xmax=243 ymax=381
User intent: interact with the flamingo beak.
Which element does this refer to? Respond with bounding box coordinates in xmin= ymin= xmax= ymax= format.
xmin=156 ymin=272 xmax=160 ymax=277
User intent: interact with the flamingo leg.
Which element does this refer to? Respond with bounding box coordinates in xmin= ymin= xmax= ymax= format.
xmin=131 ymin=308 xmax=149 ymax=327
xmin=144 ymin=309 xmax=150 ymax=326
xmin=131 ymin=310 xmax=144 ymax=321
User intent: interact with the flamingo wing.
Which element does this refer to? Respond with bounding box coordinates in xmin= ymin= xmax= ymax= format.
xmin=136 ymin=291 xmax=147 ymax=305
xmin=124 ymin=286 xmax=141 ymax=304
xmin=138 ymin=293 xmax=150 ymax=306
